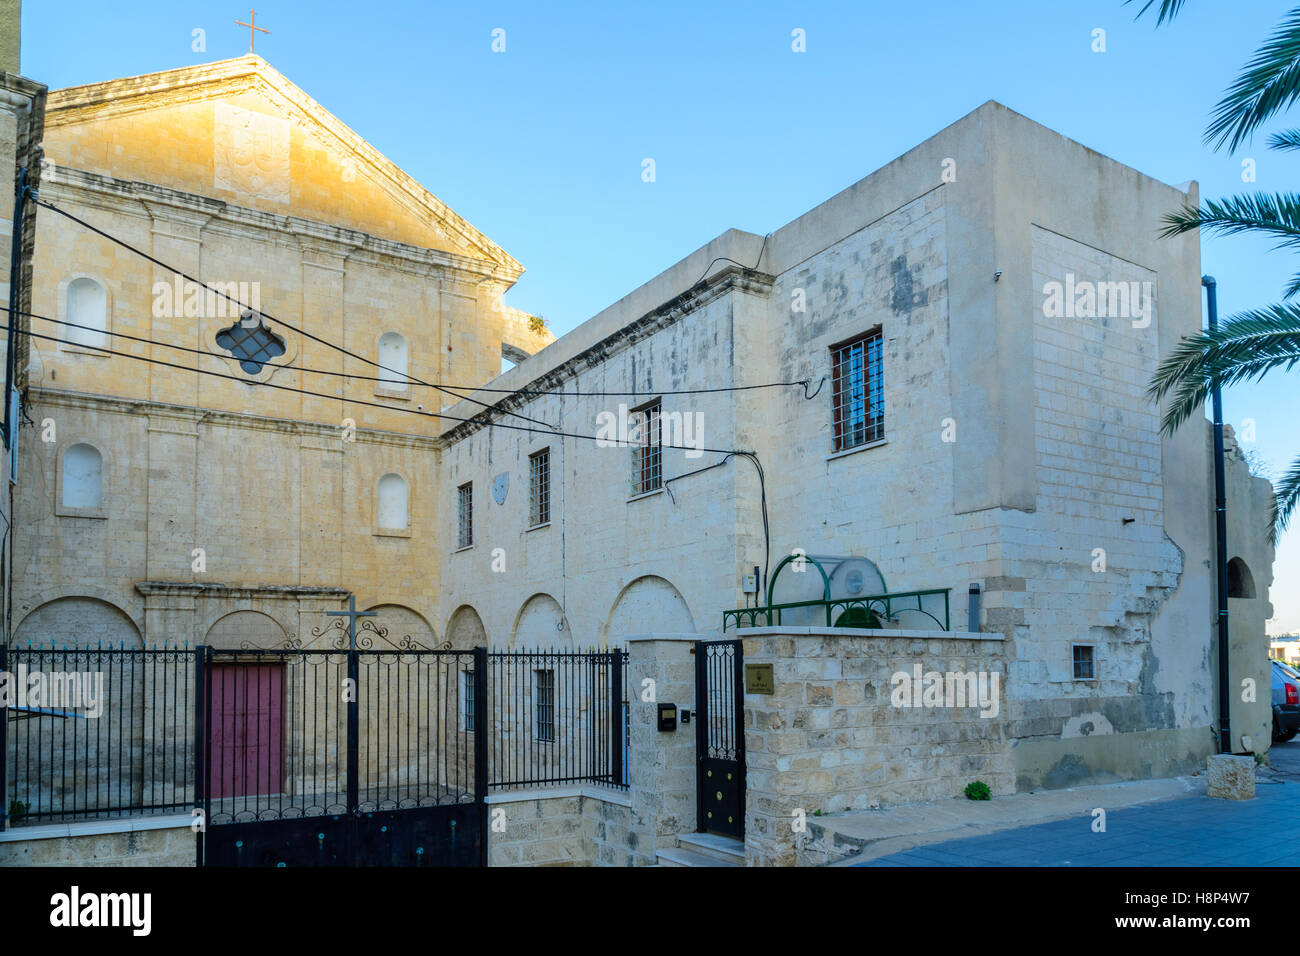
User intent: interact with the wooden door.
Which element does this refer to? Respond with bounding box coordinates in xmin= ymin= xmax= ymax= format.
xmin=209 ymin=663 xmax=285 ymax=799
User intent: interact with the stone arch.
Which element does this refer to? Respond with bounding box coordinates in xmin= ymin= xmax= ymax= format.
xmin=363 ymin=603 xmax=440 ymax=649
xmin=602 ymin=575 xmax=696 ymax=647
xmin=445 ymin=604 xmax=487 ymax=650
xmin=1228 ymin=556 xmax=1256 ymax=599
xmin=14 ymin=595 xmax=142 ymax=647
xmin=510 ymin=593 xmax=569 ymax=650
xmin=15 ymin=586 xmax=143 ymax=640
xmin=205 ymin=610 xmax=287 ymax=650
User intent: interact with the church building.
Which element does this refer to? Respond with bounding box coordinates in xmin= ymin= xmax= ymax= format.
xmin=0 ymin=51 xmax=1280 ymax=867
xmin=14 ymin=55 xmax=551 ymax=655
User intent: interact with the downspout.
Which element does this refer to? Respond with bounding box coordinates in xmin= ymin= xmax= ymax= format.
xmin=2 ymin=166 xmax=27 ymax=652
xmin=1203 ymin=275 xmax=1231 ymax=754
xmin=2 ymin=165 xmax=25 ymax=450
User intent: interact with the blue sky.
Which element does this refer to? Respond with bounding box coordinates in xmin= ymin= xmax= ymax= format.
xmin=23 ymin=0 xmax=1300 ymax=631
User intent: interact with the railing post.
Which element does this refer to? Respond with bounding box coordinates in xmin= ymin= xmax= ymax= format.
xmin=472 ymin=646 xmax=488 ymax=866
xmin=732 ymin=638 xmax=746 ymax=838
xmin=346 ymin=647 xmax=359 ymax=815
xmin=694 ymin=640 xmax=705 ymax=832
xmin=609 ymin=650 xmax=623 ymax=787
xmin=0 ymin=643 xmax=7 ymax=832
xmin=194 ymin=645 xmax=205 ymax=866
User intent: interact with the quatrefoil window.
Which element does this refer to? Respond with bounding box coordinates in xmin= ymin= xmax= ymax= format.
xmin=216 ymin=311 xmax=286 ymax=374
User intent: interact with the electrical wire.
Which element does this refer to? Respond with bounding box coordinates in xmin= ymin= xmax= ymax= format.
xmin=32 ymin=196 xmax=556 ymax=430
xmin=2 ymin=304 xmax=814 ymax=400
xmin=29 ymin=198 xmax=783 ymax=580
xmin=34 ymin=198 xmax=814 ymax=402
xmin=11 ymin=324 xmax=756 ymax=456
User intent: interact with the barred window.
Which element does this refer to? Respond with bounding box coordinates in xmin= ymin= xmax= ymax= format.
xmin=216 ymin=311 xmax=286 ymax=374
xmin=460 ymin=670 xmax=476 ymax=733
xmin=529 ymin=448 xmax=550 ymax=527
xmin=534 ymin=669 xmax=555 ymax=742
xmin=1072 ymin=644 xmax=1096 ymax=681
xmin=630 ymin=400 xmax=662 ymax=496
xmin=457 ymin=482 xmax=473 ymax=549
xmin=831 ymin=330 xmax=884 ymax=451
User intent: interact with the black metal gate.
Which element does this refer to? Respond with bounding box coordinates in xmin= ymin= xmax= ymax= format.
xmin=200 ymin=646 xmax=486 ymax=867
xmin=695 ymin=638 xmax=744 ymax=839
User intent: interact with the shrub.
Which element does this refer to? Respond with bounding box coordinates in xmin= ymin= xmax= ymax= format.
xmin=964 ymin=781 xmax=991 ymax=801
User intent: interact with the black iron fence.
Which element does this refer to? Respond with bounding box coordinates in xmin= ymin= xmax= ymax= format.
xmin=203 ymin=648 xmax=481 ymax=827
xmin=1 ymin=645 xmax=198 ymax=827
xmin=486 ymin=649 xmax=629 ymax=791
xmin=2 ymin=644 xmax=630 ymax=829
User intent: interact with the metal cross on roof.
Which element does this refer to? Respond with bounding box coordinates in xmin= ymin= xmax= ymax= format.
xmin=236 ymin=9 xmax=269 ymax=54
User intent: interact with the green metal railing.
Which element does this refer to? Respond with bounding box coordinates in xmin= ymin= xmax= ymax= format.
xmin=721 ymin=588 xmax=951 ymax=632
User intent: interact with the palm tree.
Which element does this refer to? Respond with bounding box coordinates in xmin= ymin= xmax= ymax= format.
xmin=1133 ymin=1 xmax=1300 ymax=540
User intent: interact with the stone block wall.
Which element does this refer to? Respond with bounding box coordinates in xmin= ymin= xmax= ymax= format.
xmin=0 ymin=818 xmax=195 ymax=867
xmin=626 ymin=636 xmax=698 ymax=863
xmin=485 ymin=789 xmax=635 ymax=867
xmin=740 ymin=627 xmax=1010 ymax=866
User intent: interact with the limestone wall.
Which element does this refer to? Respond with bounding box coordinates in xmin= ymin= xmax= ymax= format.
xmin=1223 ymin=425 xmax=1276 ymax=754
xmin=0 ymin=817 xmax=195 ymax=867
xmin=12 ymin=390 xmax=443 ymax=649
xmin=485 ymin=788 xmax=635 ymax=867
xmin=740 ymin=628 xmax=1010 ymax=867
xmin=437 ymin=283 xmax=753 ymax=651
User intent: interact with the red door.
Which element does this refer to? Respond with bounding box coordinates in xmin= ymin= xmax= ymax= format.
xmin=209 ymin=664 xmax=285 ymax=799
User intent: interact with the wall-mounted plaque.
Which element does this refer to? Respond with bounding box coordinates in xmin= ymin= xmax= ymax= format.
xmin=745 ymin=662 xmax=774 ymax=695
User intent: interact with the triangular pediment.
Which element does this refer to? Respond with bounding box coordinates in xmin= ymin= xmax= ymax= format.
xmin=43 ymin=55 xmax=521 ymax=276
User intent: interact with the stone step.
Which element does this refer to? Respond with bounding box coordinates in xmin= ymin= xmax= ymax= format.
xmin=676 ymin=832 xmax=745 ymax=864
xmin=654 ymin=846 xmax=740 ymax=867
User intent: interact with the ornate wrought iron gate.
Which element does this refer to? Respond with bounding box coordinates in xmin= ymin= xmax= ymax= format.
xmin=200 ymin=646 xmax=487 ymax=867
xmin=695 ymin=638 xmax=744 ymax=840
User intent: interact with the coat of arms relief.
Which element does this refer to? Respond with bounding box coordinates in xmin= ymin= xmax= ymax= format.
xmin=213 ymin=101 xmax=291 ymax=204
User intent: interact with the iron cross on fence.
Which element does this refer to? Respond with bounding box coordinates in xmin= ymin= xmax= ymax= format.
xmin=328 ymin=595 xmax=376 ymax=651
xmin=236 ymin=9 xmax=269 ymax=53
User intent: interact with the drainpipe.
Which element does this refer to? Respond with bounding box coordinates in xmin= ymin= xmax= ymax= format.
xmin=2 ymin=165 xmax=26 ymax=449
xmin=1203 ymin=275 xmax=1231 ymax=754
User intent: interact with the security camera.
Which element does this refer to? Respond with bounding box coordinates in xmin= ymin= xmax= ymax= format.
xmin=994 ymin=270 xmax=1002 ymax=281
xmin=417 ymin=404 xmax=424 ymax=411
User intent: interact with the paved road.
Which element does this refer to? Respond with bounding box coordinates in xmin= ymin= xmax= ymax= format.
xmin=855 ymin=741 xmax=1300 ymax=867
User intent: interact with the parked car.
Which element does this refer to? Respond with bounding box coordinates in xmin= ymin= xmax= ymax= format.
xmin=1272 ymin=659 xmax=1300 ymax=742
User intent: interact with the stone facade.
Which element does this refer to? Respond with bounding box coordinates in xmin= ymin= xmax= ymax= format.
xmin=436 ymin=100 xmax=1276 ymax=813
xmin=485 ymin=789 xmax=635 ymax=867
xmin=0 ymin=54 xmax=1280 ymax=866
xmin=0 ymin=63 xmax=44 ymax=645
xmin=10 ymin=56 xmax=553 ymax=653
xmin=741 ymin=627 xmax=1010 ymax=866
xmin=0 ymin=816 xmax=194 ymax=866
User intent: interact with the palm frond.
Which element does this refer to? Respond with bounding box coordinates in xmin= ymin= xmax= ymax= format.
xmin=1157 ymin=193 xmax=1300 ymax=252
xmin=1206 ymin=6 xmax=1300 ymax=152
xmin=1148 ymin=304 xmax=1300 ymax=434
xmin=1268 ymin=127 xmax=1300 ymax=151
xmin=1127 ymin=0 xmax=1190 ymax=25
xmin=1284 ymin=271 xmax=1300 ymax=299
xmin=1270 ymin=454 xmax=1300 ymax=544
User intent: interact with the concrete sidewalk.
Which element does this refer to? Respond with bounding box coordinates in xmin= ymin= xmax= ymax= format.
xmin=851 ymin=777 xmax=1296 ymax=866
xmin=810 ymin=775 xmax=1206 ymax=866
